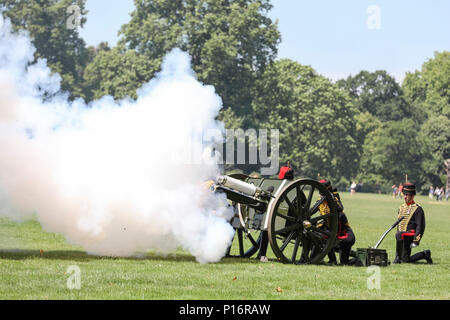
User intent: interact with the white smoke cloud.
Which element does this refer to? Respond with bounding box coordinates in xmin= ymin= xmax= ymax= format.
xmin=0 ymin=15 xmax=234 ymax=263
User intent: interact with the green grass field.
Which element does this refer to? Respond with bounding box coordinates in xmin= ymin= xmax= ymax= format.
xmin=1 ymin=192 xmax=449 ymax=300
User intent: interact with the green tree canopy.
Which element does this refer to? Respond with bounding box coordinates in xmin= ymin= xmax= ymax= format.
xmin=359 ymin=119 xmax=425 ymax=191
xmin=251 ymin=59 xmax=359 ymax=181
xmin=418 ymin=115 xmax=450 ymax=189
xmin=337 ymin=70 xmax=422 ymax=123
xmin=354 ymin=111 xmax=382 ymax=151
xmin=1 ymin=0 xmax=90 ymax=99
xmin=403 ymin=51 xmax=450 ymax=189
xmin=116 ymin=0 xmax=281 ymax=116
xmin=83 ymin=45 xmax=158 ymax=101
xmin=403 ymin=51 xmax=450 ymax=118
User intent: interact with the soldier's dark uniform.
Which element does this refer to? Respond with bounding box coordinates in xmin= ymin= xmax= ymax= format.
xmin=394 ymin=183 xmax=432 ymax=264
xmin=319 ymin=180 xmax=356 ymax=265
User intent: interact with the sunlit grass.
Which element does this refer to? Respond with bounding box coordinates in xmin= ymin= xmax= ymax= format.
xmin=1 ymin=192 xmax=449 ymax=300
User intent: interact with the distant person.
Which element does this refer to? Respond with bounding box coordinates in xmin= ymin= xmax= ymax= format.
xmin=446 ymin=186 xmax=450 ymax=201
xmin=397 ymin=183 xmax=404 ymax=198
xmin=392 ymin=185 xmax=398 ymax=198
xmin=350 ymin=181 xmax=356 ymax=195
xmin=435 ymin=186 xmax=440 ymax=201
xmin=278 ymin=161 xmax=294 ymax=180
xmin=439 ymin=187 xmax=444 ymax=201
xmin=429 ymin=185 xmax=434 ymax=199
xmin=393 ymin=183 xmax=432 ymax=264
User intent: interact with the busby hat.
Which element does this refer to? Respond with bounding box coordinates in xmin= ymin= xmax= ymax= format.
xmin=403 ymin=182 xmax=416 ymax=195
xmin=319 ymin=179 xmax=332 ymax=190
xmin=284 ymin=168 xmax=294 ymax=179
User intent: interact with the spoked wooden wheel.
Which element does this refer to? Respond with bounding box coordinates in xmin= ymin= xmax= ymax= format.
xmin=267 ymin=179 xmax=338 ymax=264
xmin=226 ymin=227 xmax=262 ymax=258
xmin=224 ymin=173 xmax=264 ymax=258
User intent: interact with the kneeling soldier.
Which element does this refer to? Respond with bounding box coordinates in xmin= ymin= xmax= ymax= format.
xmin=394 ymin=182 xmax=432 ymax=264
xmin=319 ymin=179 xmax=356 ymax=265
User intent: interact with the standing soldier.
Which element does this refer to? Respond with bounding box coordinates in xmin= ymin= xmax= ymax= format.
xmin=393 ymin=182 xmax=432 ymax=264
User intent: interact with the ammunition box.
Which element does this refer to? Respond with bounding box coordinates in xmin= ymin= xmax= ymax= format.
xmin=356 ymin=248 xmax=389 ymax=267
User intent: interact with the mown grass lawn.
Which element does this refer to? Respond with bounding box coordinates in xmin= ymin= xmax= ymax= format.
xmin=1 ymin=192 xmax=449 ymax=300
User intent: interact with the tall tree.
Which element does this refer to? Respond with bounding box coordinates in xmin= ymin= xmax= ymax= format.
xmin=116 ymin=0 xmax=281 ymax=117
xmin=1 ymin=0 xmax=90 ymax=100
xmin=403 ymin=51 xmax=450 ymax=118
xmin=337 ymin=70 xmax=423 ymax=123
xmin=359 ymin=119 xmax=425 ymax=191
xmin=403 ymin=51 xmax=450 ymax=189
xmin=83 ymin=45 xmax=158 ymax=101
xmin=418 ymin=115 xmax=450 ymax=189
xmin=251 ymin=59 xmax=359 ymax=182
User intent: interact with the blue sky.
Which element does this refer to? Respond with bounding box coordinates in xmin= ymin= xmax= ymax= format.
xmin=79 ymin=0 xmax=450 ymax=83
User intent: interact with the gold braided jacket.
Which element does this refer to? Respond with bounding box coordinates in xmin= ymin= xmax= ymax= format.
xmin=397 ymin=202 xmax=425 ymax=243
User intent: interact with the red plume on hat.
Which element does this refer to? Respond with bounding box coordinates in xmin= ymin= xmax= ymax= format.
xmin=319 ymin=179 xmax=332 ymax=190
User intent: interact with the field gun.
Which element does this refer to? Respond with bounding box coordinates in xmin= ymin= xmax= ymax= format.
xmin=213 ymin=174 xmax=340 ymax=264
xmin=213 ymin=175 xmax=273 ymax=212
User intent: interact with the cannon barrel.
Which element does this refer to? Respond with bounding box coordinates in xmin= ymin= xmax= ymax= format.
xmin=217 ymin=176 xmax=257 ymax=196
xmin=214 ymin=175 xmax=272 ymax=211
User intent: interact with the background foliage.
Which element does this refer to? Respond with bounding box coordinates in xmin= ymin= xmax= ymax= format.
xmin=2 ymin=0 xmax=449 ymax=194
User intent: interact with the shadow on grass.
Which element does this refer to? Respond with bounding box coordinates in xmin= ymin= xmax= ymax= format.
xmin=0 ymin=249 xmax=102 ymax=262
xmin=0 ymin=248 xmax=263 ymax=265
xmin=4 ymin=249 xmax=433 ymax=267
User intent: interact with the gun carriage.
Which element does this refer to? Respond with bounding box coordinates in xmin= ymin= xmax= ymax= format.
xmin=212 ymin=174 xmax=340 ymax=264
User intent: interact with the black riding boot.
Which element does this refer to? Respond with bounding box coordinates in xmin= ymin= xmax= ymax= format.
xmin=401 ymin=239 xmax=412 ymax=263
xmin=409 ymin=250 xmax=433 ymax=264
xmin=394 ymin=240 xmax=403 ymax=264
xmin=327 ymin=249 xmax=337 ymax=265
